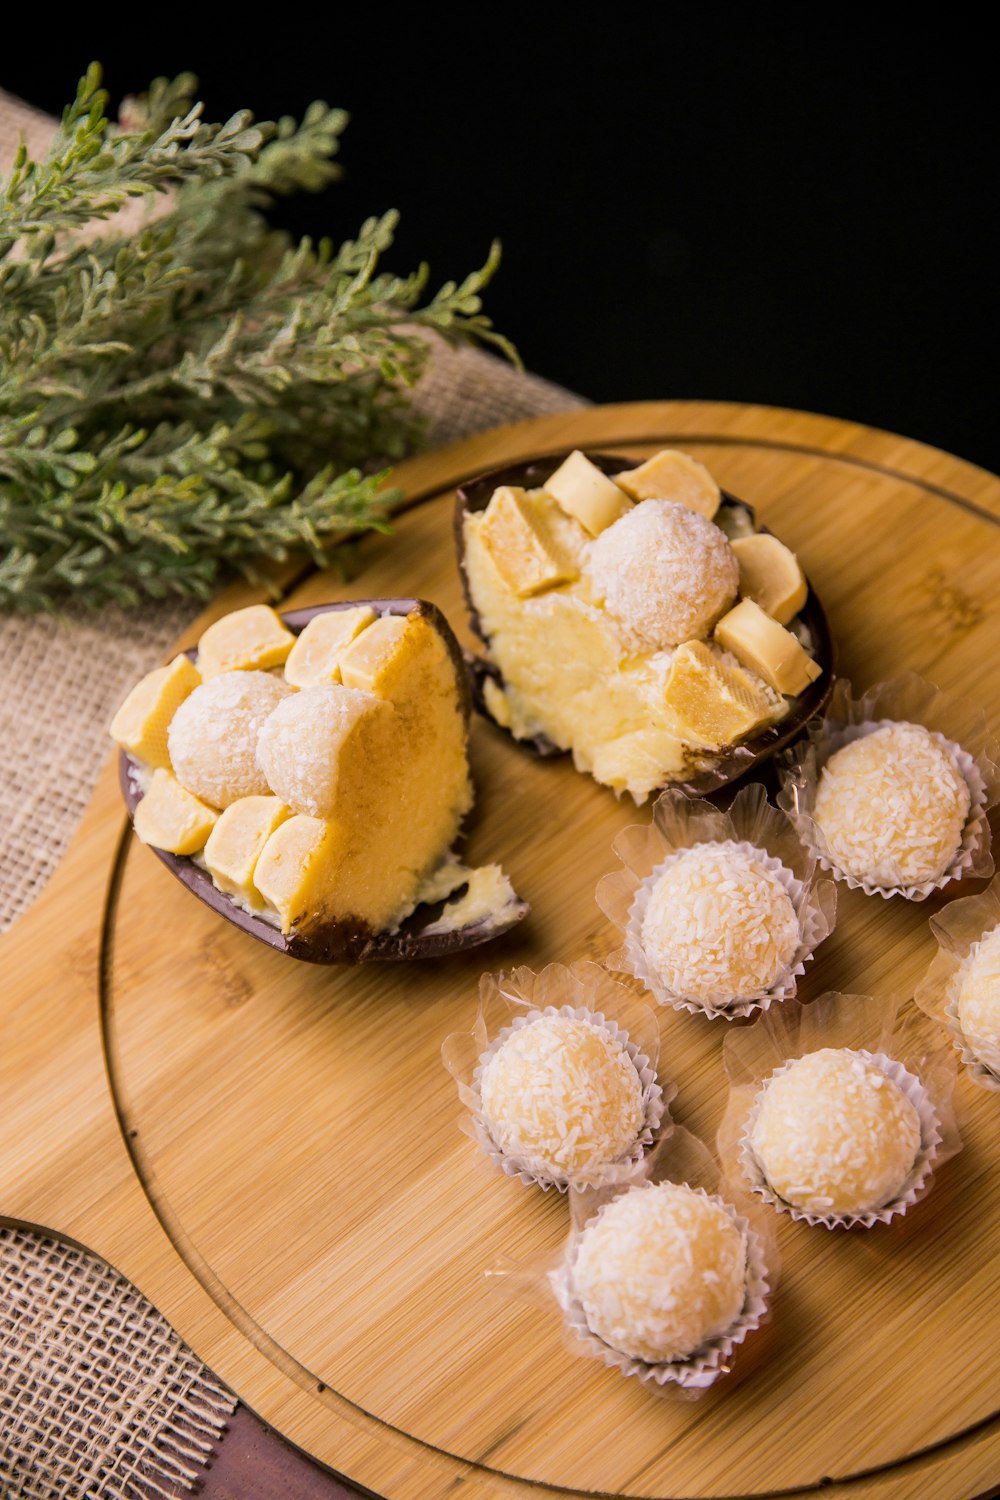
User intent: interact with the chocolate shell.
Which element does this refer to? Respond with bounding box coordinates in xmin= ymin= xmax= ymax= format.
xmin=119 ymin=598 xmax=528 ymax=964
xmin=455 ymin=452 xmax=835 ymax=798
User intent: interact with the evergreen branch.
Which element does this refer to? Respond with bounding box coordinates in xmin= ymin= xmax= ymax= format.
xmin=0 ymin=65 xmax=514 ymax=611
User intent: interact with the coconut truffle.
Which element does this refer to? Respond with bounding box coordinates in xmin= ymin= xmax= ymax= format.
xmin=958 ymin=925 xmax=1000 ymax=1075
xmin=479 ymin=1014 xmax=644 ymax=1181
xmin=750 ymin=1048 xmax=922 ymax=1215
xmin=572 ymin=1181 xmax=747 ymax=1363
xmin=640 ymin=843 xmax=800 ymax=1007
xmin=167 ymin=670 xmax=291 ymax=809
xmin=586 ymin=499 xmax=738 ymax=652
xmin=256 ymin=683 xmax=389 ymax=819
xmin=812 ymin=722 xmax=971 ymax=888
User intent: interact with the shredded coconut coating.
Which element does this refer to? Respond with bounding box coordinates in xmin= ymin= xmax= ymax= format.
xmin=750 ymin=1048 xmax=921 ymax=1214
xmin=572 ymin=1181 xmax=747 ymax=1363
xmin=256 ymin=684 xmax=384 ymax=818
xmin=586 ymin=499 xmax=738 ymax=651
xmin=813 ymin=723 xmax=971 ymax=887
xmin=479 ymin=1015 xmax=644 ymax=1179
xmin=958 ymin=925 xmax=1000 ymax=1074
xmin=167 ymin=671 xmax=291 ymax=809
xmin=640 ymin=843 xmax=800 ymax=1006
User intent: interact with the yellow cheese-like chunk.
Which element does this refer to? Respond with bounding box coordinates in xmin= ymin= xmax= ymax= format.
xmin=732 ymin=533 xmax=808 ymax=625
xmin=714 ymin=598 xmax=822 ymax=696
xmin=109 ymin=654 xmax=201 ymax=769
xmin=614 ymin=450 xmax=720 ymax=518
xmin=544 ymin=450 xmax=632 ymax=536
xmin=197 ymin=604 xmax=295 ymax=678
xmin=284 ymin=606 xmax=376 ymax=688
xmin=337 ymin=613 xmax=411 ymax=693
xmin=478 ymin=485 xmax=578 ymax=596
xmin=663 ymin=641 xmax=776 ymax=749
xmin=204 ymin=795 xmax=292 ymax=907
xmin=132 ymin=768 xmax=219 ymax=854
xmin=253 ymin=815 xmax=336 ymax=933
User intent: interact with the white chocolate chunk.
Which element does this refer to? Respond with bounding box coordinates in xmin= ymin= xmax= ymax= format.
xmin=543 ymin=450 xmax=632 ymax=536
xmin=337 ymin=613 xmax=411 ymax=693
xmin=732 ymin=533 xmax=808 ymax=625
xmin=715 ymin=598 xmax=822 ymax=696
xmin=132 ymin=768 xmax=219 ymax=854
xmin=109 ymin=654 xmax=201 ymax=769
xmin=614 ymin=449 xmax=720 ymax=518
xmin=204 ymin=795 xmax=292 ymax=907
xmin=478 ymin=486 xmax=578 ymax=596
xmin=253 ymin=815 xmax=335 ymax=932
xmin=284 ymin=606 xmax=377 ymax=688
xmin=663 ymin=640 xmax=776 ymax=749
xmin=197 ymin=605 xmax=295 ymax=678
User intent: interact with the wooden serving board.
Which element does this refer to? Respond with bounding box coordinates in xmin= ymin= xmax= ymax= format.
xmin=3 ymin=401 xmax=1000 ymax=1500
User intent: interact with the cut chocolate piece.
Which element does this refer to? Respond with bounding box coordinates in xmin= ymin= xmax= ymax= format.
xmin=118 ymin=600 xmax=529 ymax=963
xmin=456 ymin=450 xmax=834 ymax=799
xmin=478 ymin=485 xmax=578 ymax=596
xmin=715 ymin=598 xmax=822 ymax=696
xmin=545 ymin=450 xmax=633 ymax=536
xmin=197 ymin=604 xmax=295 ymax=677
xmin=614 ymin=449 xmax=720 ymax=518
xmin=283 ymin=605 xmax=376 ymax=688
xmin=732 ymin=533 xmax=808 ymax=625
xmin=663 ymin=641 xmax=777 ymax=750
xmin=203 ymin=795 xmax=292 ymax=908
xmin=109 ymin=654 xmax=201 ymax=770
xmin=133 ymin=768 xmax=219 ymax=855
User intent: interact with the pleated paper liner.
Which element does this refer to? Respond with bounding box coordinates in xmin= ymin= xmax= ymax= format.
xmin=551 ymin=1128 xmax=775 ymax=1395
xmin=441 ymin=960 xmax=673 ymax=1193
xmin=597 ymin=782 xmax=836 ymax=1019
xmin=719 ymin=991 xmax=961 ymax=1229
xmin=777 ymin=673 xmax=1000 ymax=901
xmin=915 ymin=875 xmax=1000 ymax=1093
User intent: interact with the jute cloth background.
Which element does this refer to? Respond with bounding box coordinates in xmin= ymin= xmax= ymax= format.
xmin=0 ymin=87 xmax=586 ymax=1498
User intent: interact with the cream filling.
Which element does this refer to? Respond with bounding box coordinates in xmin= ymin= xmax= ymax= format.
xmin=464 ymin=508 xmax=786 ymax=802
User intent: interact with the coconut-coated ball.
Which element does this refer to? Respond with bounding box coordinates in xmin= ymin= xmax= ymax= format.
xmin=167 ymin=670 xmax=291 ymax=809
xmin=587 ymin=499 xmax=738 ymax=651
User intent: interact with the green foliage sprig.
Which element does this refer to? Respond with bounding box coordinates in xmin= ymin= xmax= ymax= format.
xmin=0 ymin=65 xmax=514 ymax=611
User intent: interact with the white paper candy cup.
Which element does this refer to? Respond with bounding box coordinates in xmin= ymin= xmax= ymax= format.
xmin=915 ymin=877 xmax=1000 ymax=1093
xmin=777 ymin=673 xmax=999 ymax=901
xmin=442 ymin=962 xmax=672 ymax=1193
xmin=719 ymin=990 xmax=961 ymax=1229
xmin=738 ymin=1050 xmax=941 ymax=1228
xmin=598 ymin=782 xmax=837 ymax=1020
xmin=552 ymin=1188 xmax=771 ymax=1391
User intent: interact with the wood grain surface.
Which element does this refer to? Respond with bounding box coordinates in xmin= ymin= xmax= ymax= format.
xmin=3 ymin=402 xmax=1000 ymax=1500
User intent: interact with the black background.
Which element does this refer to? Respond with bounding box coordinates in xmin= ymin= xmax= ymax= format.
xmin=6 ymin=24 xmax=998 ymax=471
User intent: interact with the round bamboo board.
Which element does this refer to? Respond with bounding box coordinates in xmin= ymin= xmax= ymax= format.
xmin=3 ymin=402 xmax=1000 ymax=1500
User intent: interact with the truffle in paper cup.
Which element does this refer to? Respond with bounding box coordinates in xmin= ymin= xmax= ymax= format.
xmin=441 ymin=961 xmax=671 ymax=1193
xmin=777 ymin=673 xmax=999 ymax=902
xmin=719 ymin=991 xmax=961 ymax=1228
xmin=550 ymin=1127 xmax=774 ymax=1395
xmin=597 ymin=781 xmax=837 ymax=1019
xmin=915 ymin=875 xmax=1000 ymax=1092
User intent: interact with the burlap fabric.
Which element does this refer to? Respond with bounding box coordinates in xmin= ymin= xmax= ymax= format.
xmin=0 ymin=87 xmax=586 ymax=1497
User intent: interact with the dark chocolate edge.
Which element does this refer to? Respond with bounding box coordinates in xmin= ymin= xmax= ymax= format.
xmin=454 ymin=451 xmax=837 ymax=796
xmin=119 ymin=598 xmax=526 ymax=965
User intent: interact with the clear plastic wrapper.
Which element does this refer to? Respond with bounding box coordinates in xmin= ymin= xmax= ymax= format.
xmin=549 ymin=1127 xmax=776 ymax=1396
xmin=915 ymin=874 xmax=1000 ymax=1092
xmin=719 ymin=990 xmax=961 ymax=1228
xmin=777 ymin=673 xmax=999 ymax=901
xmin=441 ymin=960 xmax=672 ymax=1193
xmin=596 ymin=781 xmax=837 ymax=1019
